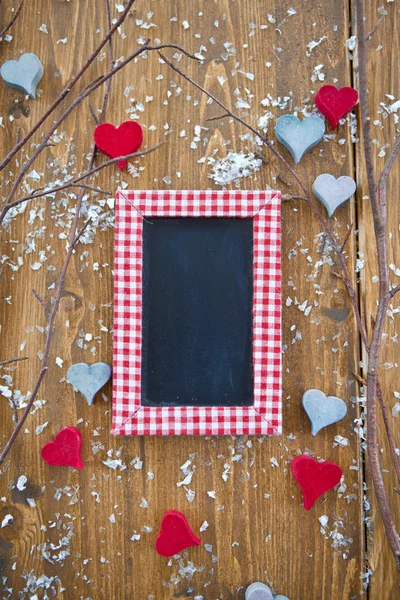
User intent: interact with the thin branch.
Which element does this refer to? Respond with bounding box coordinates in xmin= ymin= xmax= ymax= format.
xmin=0 ymin=0 xmax=137 ymax=173
xmin=354 ymin=372 xmax=400 ymax=487
xmin=378 ymin=134 xmax=400 ymax=203
xmin=365 ymin=14 xmax=385 ymax=40
xmin=0 ymin=0 xmax=24 ymax=38
xmin=6 ymin=144 xmax=164 ymax=212
xmin=0 ymin=356 xmax=28 ymax=367
xmin=377 ymin=380 xmax=400 ymax=486
xmin=356 ymin=0 xmax=400 ymax=569
xmin=32 ymin=288 xmax=50 ymax=318
xmin=206 ymin=112 xmax=231 ymax=122
xmin=340 ymin=223 xmax=354 ymax=253
xmin=389 ymin=284 xmax=400 ymax=299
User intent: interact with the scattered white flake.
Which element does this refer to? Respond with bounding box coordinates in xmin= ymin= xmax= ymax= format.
xmin=270 ymin=457 xmax=279 ymax=467
xmin=131 ymin=533 xmax=141 ymax=541
xmin=334 ymin=435 xmax=349 ymax=447
xmin=35 ymin=422 xmax=48 ymax=435
xmin=17 ymin=475 xmax=27 ymax=491
xmin=55 ymin=357 xmax=63 ymax=368
xmin=1 ymin=514 xmax=13 ymax=528
xmin=306 ymin=37 xmax=327 ymax=55
xmin=115 ymin=3 xmax=125 ymax=12
xmin=27 ymin=498 xmax=36 ymax=508
xmin=186 ymin=489 xmax=196 ymax=502
xmin=207 ymin=491 xmax=216 ymax=499
xmin=39 ymin=23 xmax=48 ymax=34
xmin=345 ymin=35 xmax=357 ymax=51
xmin=140 ymin=497 xmax=149 ymax=508
xmin=56 ymin=38 xmax=67 ymax=44
xmin=392 ymin=403 xmax=400 ymax=417
xmin=182 ymin=20 xmax=190 ymax=29
xmin=200 ymin=521 xmax=209 ymax=532
xmin=102 ymin=458 xmax=127 ymax=470
xmin=31 ymin=262 xmax=43 ymax=271
xmin=287 ymin=7 xmax=297 ymax=15
xmin=204 ymin=544 xmax=213 ymax=552
xmin=109 ymin=514 xmax=116 ymax=523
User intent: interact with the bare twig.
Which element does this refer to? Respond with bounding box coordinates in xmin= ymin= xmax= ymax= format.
xmin=6 ymin=144 xmax=165 ymax=212
xmin=356 ymin=0 xmax=400 ymax=569
xmin=365 ymin=14 xmax=385 ymax=41
xmin=0 ymin=0 xmax=24 ymax=38
xmin=32 ymin=288 xmax=50 ymax=318
xmin=389 ymin=284 xmax=400 ymax=299
xmin=0 ymin=356 xmax=28 ymax=367
xmin=340 ymin=223 xmax=354 ymax=253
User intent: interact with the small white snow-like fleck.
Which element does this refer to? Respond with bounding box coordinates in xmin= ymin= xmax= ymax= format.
xmin=109 ymin=514 xmax=116 ymax=523
xmin=102 ymin=458 xmax=127 ymax=470
xmin=207 ymin=491 xmax=216 ymax=499
xmin=27 ymin=498 xmax=36 ymax=507
xmin=35 ymin=422 xmax=48 ymax=435
xmin=287 ymin=7 xmax=297 ymax=15
xmin=115 ymin=3 xmax=125 ymax=12
xmin=1 ymin=514 xmax=13 ymax=528
xmin=55 ymin=357 xmax=63 ymax=368
xmin=344 ymin=35 xmax=357 ymax=51
xmin=56 ymin=38 xmax=67 ymax=44
xmin=17 ymin=475 xmax=27 ymax=491
xmin=39 ymin=23 xmax=48 ymax=34
xmin=200 ymin=521 xmax=209 ymax=532
xmin=140 ymin=497 xmax=149 ymax=508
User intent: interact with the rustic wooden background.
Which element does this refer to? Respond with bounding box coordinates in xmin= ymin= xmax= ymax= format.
xmin=0 ymin=0 xmax=399 ymax=598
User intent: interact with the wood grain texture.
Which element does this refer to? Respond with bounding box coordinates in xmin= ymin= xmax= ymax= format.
xmin=0 ymin=0 xmax=396 ymax=598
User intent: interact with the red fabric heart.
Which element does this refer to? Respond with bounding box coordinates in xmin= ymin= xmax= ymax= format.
xmin=155 ymin=510 xmax=201 ymax=557
xmin=291 ymin=455 xmax=342 ymax=510
xmin=315 ymin=85 xmax=359 ymax=129
xmin=41 ymin=427 xmax=84 ymax=469
xmin=94 ymin=121 xmax=143 ymax=171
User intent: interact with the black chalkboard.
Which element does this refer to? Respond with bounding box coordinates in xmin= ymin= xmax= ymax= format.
xmin=141 ymin=217 xmax=253 ymax=407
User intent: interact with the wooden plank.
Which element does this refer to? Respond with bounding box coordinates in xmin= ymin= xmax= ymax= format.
xmin=353 ymin=1 xmax=400 ymax=598
xmin=0 ymin=1 xmax=364 ymax=598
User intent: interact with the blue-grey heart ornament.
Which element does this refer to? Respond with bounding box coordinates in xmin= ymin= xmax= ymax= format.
xmin=67 ymin=362 xmax=112 ymax=406
xmin=275 ymin=114 xmax=325 ymax=164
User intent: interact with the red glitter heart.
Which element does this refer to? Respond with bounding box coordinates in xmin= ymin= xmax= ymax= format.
xmin=315 ymin=85 xmax=359 ymax=129
xmin=155 ymin=510 xmax=201 ymax=557
xmin=94 ymin=121 xmax=143 ymax=171
xmin=291 ymin=455 xmax=342 ymax=510
xmin=41 ymin=426 xmax=84 ymax=469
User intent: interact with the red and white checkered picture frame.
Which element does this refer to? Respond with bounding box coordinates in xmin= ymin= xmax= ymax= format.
xmin=112 ymin=190 xmax=282 ymax=436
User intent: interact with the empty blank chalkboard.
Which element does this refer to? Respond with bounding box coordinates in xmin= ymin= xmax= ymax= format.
xmin=141 ymin=217 xmax=253 ymax=407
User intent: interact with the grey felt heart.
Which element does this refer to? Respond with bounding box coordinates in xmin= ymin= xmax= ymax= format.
xmin=1 ymin=53 xmax=44 ymax=98
xmin=67 ymin=362 xmax=112 ymax=406
xmin=302 ymin=389 xmax=347 ymax=436
xmin=275 ymin=114 xmax=325 ymax=164
xmin=245 ymin=583 xmax=274 ymax=600
xmin=312 ymin=174 xmax=356 ymax=217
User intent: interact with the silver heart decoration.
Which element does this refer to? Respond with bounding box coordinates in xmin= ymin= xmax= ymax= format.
xmin=67 ymin=362 xmax=112 ymax=406
xmin=302 ymin=389 xmax=347 ymax=436
xmin=1 ymin=53 xmax=44 ymax=98
xmin=312 ymin=174 xmax=356 ymax=217
xmin=275 ymin=114 xmax=325 ymax=164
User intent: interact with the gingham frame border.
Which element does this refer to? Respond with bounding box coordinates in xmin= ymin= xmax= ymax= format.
xmin=112 ymin=190 xmax=282 ymax=436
